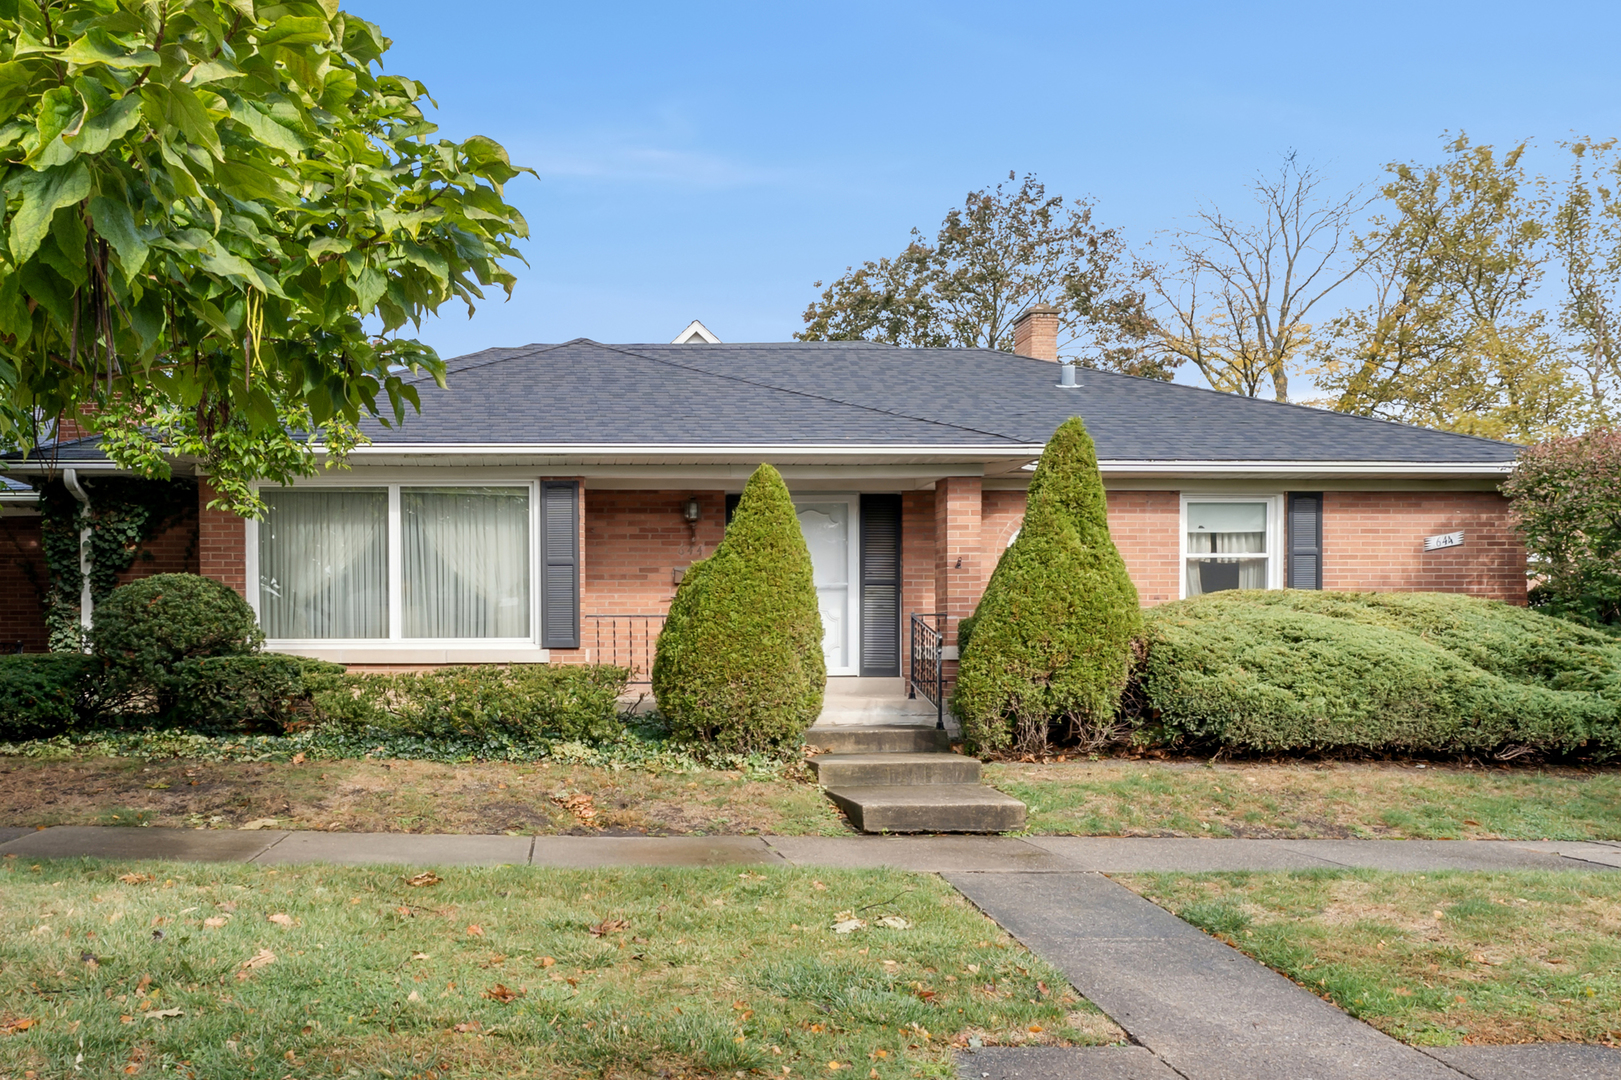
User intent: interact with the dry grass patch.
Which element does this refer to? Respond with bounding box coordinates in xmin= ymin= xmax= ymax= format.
xmin=0 ymin=861 xmax=1120 ymax=1079
xmin=1120 ymin=869 xmax=1621 ymax=1046
xmin=992 ymin=759 xmax=1621 ymax=839
xmin=0 ymin=757 xmax=848 ymax=836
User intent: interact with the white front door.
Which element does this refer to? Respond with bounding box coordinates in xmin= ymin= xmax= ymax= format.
xmin=794 ymin=496 xmax=861 ymax=676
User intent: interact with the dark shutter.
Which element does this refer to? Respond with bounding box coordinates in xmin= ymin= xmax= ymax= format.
xmin=541 ymin=481 xmax=580 ymax=648
xmin=859 ymin=494 xmax=902 ymax=677
xmin=1287 ymin=492 xmax=1323 ymax=590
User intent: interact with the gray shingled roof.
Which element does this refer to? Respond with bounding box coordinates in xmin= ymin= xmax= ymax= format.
xmin=357 ymin=339 xmax=1519 ymax=464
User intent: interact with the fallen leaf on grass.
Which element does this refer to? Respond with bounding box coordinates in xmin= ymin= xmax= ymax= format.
xmin=832 ymin=911 xmax=866 ymax=934
xmin=268 ymin=913 xmax=293 ymax=928
xmin=482 ymin=984 xmax=523 ymax=1003
xmin=466 ymin=925 xmax=484 ymax=937
xmin=552 ymin=792 xmax=598 ymax=825
xmin=238 ymin=819 xmax=278 ymax=831
xmin=452 ymin=1021 xmax=481 ymax=1034
xmin=203 ymin=917 xmax=228 ymax=929
xmin=118 ymin=873 xmax=154 ymax=885
xmin=1 ymin=1018 xmax=36 ymax=1034
xmin=291 ymin=753 xmax=306 ymax=765
xmin=236 ymin=949 xmax=276 ymax=980
xmin=145 ymin=1008 xmax=183 ymax=1020
xmin=539 ymin=956 xmax=556 ymax=968
xmin=405 ymin=872 xmax=441 ymax=888
xmin=588 ymin=919 xmax=628 ymax=937
xmin=875 ymin=916 xmax=911 ymax=930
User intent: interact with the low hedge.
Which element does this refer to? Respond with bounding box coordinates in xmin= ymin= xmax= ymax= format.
xmin=1139 ymin=590 xmax=1621 ymax=757
xmin=165 ymin=655 xmax=348 ymax=734
xmin=0 ymin=653 xmax=99 ymax=740
xmin=312 ymin=664 xmax=631 ymax=743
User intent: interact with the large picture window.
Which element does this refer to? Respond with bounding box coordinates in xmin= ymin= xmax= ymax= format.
xmin=255 ymin=483 xmax=537 ymax=643
xmin=1184 ymin=498 xmax=1277 ymax=597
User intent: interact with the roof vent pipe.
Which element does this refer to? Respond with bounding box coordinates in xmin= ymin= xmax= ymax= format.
xmin=1057 ymin=359 xmax=1080 ymax=389
xmin=62 ymin=468 xmax=93 ymax=638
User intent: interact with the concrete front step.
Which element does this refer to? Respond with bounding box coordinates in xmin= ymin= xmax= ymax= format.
xmin=825 ymin=785 xmax=1027 ymax=833
xmin=810 ymin=752 xmax=982 ymax=787
xmin=804 ymin=725 xmax=951 ymax=755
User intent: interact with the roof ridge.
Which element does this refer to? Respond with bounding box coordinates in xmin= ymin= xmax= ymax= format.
xmin=402 ymin=341 xmax=571 ymax=386
xmin=599 ymin=342 xmax=1037 ymax=446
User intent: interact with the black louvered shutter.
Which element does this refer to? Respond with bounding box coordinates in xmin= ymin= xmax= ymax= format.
xmin=541 ymin=481 xmax=580 ymax=648
xmin=1287 ymin=492 xmax=1323 ymax=590
xmin=859 ymin=494 xmax=902 ymax=677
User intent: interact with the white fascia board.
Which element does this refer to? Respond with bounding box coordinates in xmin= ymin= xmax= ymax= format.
xmin=332 ymin=443 xmax=1044 ymax=457
xmin=1096 ymin=460 xmax=1516 ymax=478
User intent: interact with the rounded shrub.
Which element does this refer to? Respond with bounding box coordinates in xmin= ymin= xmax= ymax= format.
xmin=0 ymin=654 xmax=98 ymax=740
xmin=952 ymin=417 xmax=1142 ymax=755
xmin=1138 ymin=590 xmax=1621 ymax=757
xmin=90 ymin=573 xmax=264 ymax=715
xmin=652 ymin=464 xmax=825 ymax=752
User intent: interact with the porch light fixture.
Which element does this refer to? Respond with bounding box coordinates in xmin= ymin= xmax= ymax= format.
xmin=682 ymin=496 xmax=702 ymax=524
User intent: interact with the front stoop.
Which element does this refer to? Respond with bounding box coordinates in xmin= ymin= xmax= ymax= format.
xmin=804 ymin=724 xmax=1027 ymax=834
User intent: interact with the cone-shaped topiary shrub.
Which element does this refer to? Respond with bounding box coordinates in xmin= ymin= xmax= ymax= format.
xmin=952 ymin=417 xmax=1142 ymax=754
xmin=652 ymin=464 xmax=826 ymax=752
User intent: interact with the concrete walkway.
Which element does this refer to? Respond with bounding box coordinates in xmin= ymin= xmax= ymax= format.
xmin=4 ymin=825 xmax=1618 ymax=871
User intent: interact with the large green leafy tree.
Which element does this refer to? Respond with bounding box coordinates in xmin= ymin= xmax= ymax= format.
xmin=0 ymin=0 xmax=530 ymax=512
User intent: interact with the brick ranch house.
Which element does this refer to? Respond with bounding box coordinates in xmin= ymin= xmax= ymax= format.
xmin=0 ymin=309 xmax=1526 ymax=683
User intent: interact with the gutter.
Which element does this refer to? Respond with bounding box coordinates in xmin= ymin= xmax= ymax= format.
xmin=62 ymin=469 xmax=93 ymax=635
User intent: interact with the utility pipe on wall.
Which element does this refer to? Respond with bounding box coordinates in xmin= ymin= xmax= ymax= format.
xmin=62 ymin=469 xmax=93 ymax=635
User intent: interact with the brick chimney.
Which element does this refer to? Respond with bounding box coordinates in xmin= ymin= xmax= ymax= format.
xmin=1012 ymin=304 xmax=1059 ymax=361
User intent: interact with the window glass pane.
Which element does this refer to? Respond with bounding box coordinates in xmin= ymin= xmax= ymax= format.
xmin=1187 ymin=501 xmax=1268 ymax=555
xmin=402 ymin=487 xmax=530 ymax=638
xmin=1186 ymin=557 xmax=1268 ymax=596
xmin=258 ymin=488 xmax=388 ymax=639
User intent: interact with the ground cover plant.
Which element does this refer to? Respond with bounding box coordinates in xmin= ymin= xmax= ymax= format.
xmin=954 ymin=417 xmax=1140 ymax=755
xmin=1121 ymin=869 xmax=1621 ymax=1046
xmin=653 ymin=464 xmax=826 ymax=753
xmin=0 ymin=862 xmax=1121 ymax=1079
xmin=991 ymin=760 xmax=1621 ymax=840
xmin=1137 ymin=590 xmax=1621 ymax=757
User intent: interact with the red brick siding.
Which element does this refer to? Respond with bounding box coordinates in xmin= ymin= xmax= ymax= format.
xmin=981 ymin=490 xmax=1026 ymax=559
xmin=934 ymin=477 xmax=985 ymax=649
xmin=198 ymin=481 xmax=247 ymax=598
xmin=547 ymin=488 xmax=727 ymax=668
xmin=0 ymin=517 xmax=49 ymax=651
xmin=901 ymin=490 xmax=937 ymax=624
xmin=1321 ymin=491 xmax=1527 ymax=603
xmin=1106 ymin=490 xmax=1182 ymax=606
xmin=116 ymin=504 xmax=200 ymax=586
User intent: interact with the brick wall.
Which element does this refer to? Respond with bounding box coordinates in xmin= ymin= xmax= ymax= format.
xmin=117 ymin=503 xmax=200 ymax=585
xmin=0 ymin=517 xmax=49 ymax=652
xmin=1105 ymin=490 xmax=1182 ymax=606
xmin=1321 ymin=491 xmax=1527 ymax=603
xmin=198 ymin=481 xmax=247 ymax=598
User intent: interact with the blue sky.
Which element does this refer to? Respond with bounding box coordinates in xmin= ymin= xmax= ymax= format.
xmin=348 ymin=0 xmax=1621 ymax=359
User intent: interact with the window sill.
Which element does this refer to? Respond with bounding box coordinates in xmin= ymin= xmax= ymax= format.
xmin=267 ymin=644 xmax=551 ymax=665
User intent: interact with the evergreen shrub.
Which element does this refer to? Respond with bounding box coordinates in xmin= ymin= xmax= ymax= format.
xmin=952 ymin=417 xmax=1142 ymax=754
xmin=0 ymin=654 xmax=98 ymax=740
xmin=166 ymin=655 xmax=346 ymax=734
xmin=652 ymin=463 xmax=825 ymax=752
xmin=1139 ymin=590 xmax=1621 ymax=756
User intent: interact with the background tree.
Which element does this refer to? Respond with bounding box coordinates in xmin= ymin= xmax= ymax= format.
xmin=1312 ymin=135 xmax=1586 ymax=440
xmin=1553 ymin=138 xmax=1621 ymax=422
xmin=0 ymin=0 xmax=531 ymax=513
xmin=1139 ymin=155 xmax=1372 ymax=402
xmin=798 ymin=173 xmax=1166 ymax=377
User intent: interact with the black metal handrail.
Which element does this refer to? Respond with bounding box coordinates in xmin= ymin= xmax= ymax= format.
xmin=907 ymin=611 xmax=947 ymax=730
xmin=582 ymin=614 xmax=666 ymax=683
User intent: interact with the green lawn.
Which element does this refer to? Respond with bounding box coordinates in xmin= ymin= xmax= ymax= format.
xmin=0 ymin=861 xmax=1120 ymax=1079
xmin=1120 ymin=869 xmax=1621 ymax=1046
xmin=992 ymin=760 xmax=1621 ymax=840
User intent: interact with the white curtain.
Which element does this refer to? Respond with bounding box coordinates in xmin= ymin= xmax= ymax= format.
xmin=258 ymin=488 xmax=388 ymax=639
xmin=402 ymin=487 xmax=530 ymax=639
xmin=1186 ymin=501 xmax=1268 ymax=596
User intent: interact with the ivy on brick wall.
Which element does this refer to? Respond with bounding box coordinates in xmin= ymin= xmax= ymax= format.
xmin=37 ymin=478 xmax=198 ymax=652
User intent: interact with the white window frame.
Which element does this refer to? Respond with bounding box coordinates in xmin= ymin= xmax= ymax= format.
xmin=245 ymin=478 xmax=543 ymax=661
xmin=1178 ymin=493 xmax=1286 ymax=600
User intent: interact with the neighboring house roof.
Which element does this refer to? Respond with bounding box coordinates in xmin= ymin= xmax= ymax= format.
xmin=355 ymin=339 xmax=1518 ymax=467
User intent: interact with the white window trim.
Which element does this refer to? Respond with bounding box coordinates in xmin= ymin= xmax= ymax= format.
xmin=245 ymin=478 xmax=544 ymax=659
xmin=1178 ymin=493 xmax=1286 ymax=600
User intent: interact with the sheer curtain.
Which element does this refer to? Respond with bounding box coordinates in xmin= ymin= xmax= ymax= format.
xmin=402 ymin=487 xmax=530 ymax=638
xmin=258 ymin=488 xmax=388 ymax=638
xmin=1186 ymin=502 xmax=1268 ymax=596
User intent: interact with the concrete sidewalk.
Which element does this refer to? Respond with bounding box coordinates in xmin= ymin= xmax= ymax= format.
xmin=1 ymin=825 xmax=1618 ymax=871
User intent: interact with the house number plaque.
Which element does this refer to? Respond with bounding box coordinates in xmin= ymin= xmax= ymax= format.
xmin=1423 ymin=530 xmax=1465 ymax=552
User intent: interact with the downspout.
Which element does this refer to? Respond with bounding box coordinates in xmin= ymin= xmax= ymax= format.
xmin=62 ymin=469 xmax=93 ymax=639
